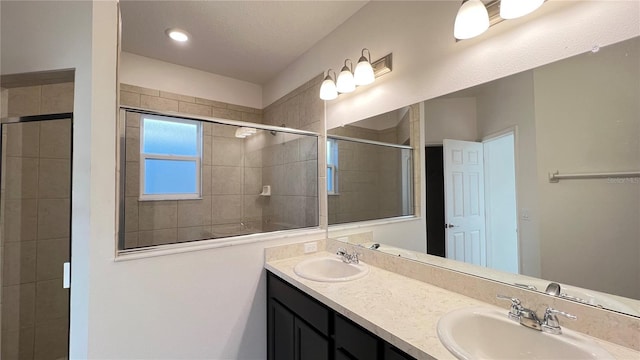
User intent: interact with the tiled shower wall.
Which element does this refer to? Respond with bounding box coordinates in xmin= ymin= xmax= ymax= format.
xmin=327 ymin=123 xmax=407 ymax=224
xmin=326 ymin=103 xmax=417 ymax=224
xmin=120 ymin=83 xmax=320 ymax=248
xmin=122 ymin=112 xmax=268 ymax=247
xmin=121 ymin=85 xmax=265 ymax=248
xmin=1 ymin=83 xmax=73 ymax=359
xmin=262 ymin=75 xmax=324 ymax=229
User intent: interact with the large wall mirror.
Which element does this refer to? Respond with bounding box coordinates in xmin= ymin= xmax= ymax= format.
xmin=327 ymin=106 xmax=417 ymax=224
xmin=329 ymin=36 xmax=639 ymax=317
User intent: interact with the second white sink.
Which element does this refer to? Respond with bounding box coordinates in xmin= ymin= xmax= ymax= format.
xmin=294 ymin=256 xmax=369 ymax=282
xmin=437 ymin=307 xmax=614 ymax=360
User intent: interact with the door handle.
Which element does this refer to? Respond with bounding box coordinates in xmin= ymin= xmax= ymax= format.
xmin=63 ymin=262 xmax=71 ymax=289
xmin=445 ymin=224 xmax=456 ymax=228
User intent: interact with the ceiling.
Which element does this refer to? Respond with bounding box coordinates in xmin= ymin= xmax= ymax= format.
xmin=120 ymin=1 xmax=369 ymax=85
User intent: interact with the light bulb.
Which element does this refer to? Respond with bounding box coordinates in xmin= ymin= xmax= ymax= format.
xmin=336 ymin=60 xmax=355 ymax=93
xmin=165 ymin=28 xmax=190 ymax=42
xmin=454 ymin=0 xmax=489 ymax=40
xmin=354 ymin=49 xmax=375 ymax=86
xmin=319 ymin=72 xmax=338 ymax=100
xmin=500 ymin=0 xmax=544 ymax=19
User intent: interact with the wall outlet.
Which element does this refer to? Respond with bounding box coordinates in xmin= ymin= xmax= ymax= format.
xmin=303 ymin=242 xmax=318 ymax=253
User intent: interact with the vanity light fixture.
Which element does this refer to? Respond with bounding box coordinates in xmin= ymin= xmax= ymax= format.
xmin=454 ymin=0 xmax=490 ymax=40
xmin=336 ymin=59 xmax=356 ymax=93
xmin=319 ymin=69 xmax=338 ymax=101
xmin=354 ymin=49 xmax=375 ymax=86
xmin=500 ymin=0 xmax=544 ymax=19
xmin=165 ymin=28 xmax=190 ymax=42
xmin=234 ymin=127 xmax=257 ymax=138
xmin=454 ymin=0 xmax=546 ymax=40
xmin=319 ymin=50 xmax=392 ymax=100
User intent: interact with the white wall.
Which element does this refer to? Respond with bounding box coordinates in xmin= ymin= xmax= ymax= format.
xmin=120 ymin=52 xmax=263 ymax=109
xmin=533 ymin=37 xmax=640 ymax=299
xmin=3 ymin=1 xmax=639 ymax=359
xmin=264 ymin=1 xmax=640 ymax=127
xmin=1 ymin=1 xmax=103 ymax=357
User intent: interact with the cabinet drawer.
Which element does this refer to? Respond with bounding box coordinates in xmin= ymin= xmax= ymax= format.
xmin=267 ymin=272 xmax=330 ymax=336
xmin=334 ymin=314 xmax=379 ymax=360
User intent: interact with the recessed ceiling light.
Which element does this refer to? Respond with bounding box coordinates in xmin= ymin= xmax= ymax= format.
xmin=165 ymin=28 xmax=189 ymax=42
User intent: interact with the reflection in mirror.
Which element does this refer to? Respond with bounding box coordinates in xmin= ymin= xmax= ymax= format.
xmin=330 ymin=36 xmax=640 ymax=317
xmin=328 ymin=106 xmax=411 ymax=145
xmin=119 ymin=109 xmax=319 ymax=251
xmin=327 ymin=137 xmax=413 ymax=225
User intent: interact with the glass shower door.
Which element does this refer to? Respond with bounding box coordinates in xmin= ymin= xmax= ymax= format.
xmin=0 ymin=117 xmax=72 ymax=360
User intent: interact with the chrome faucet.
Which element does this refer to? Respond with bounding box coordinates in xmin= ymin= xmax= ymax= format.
xmin=545 ymin=282 xmax=561 ymax=296
xmin=497 ymin=295 xmax=576 ymax=334
xmin=336 ymin=248 xmax=360 ymax=264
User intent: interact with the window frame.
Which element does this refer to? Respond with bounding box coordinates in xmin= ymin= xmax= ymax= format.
xmin=327 ymin=138 xmax=339 ymax=195
xmin=139 ymin=115 xmax=203 ymax=201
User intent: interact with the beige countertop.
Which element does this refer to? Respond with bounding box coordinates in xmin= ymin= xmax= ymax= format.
xmin=265 ymin=251 xmax=640 ymax=360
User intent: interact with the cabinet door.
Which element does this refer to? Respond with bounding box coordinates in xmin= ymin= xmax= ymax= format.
xmin=295 ymin=318 xmax=330 ymax=360
xmin=384 ymin=343 xmax=416 ymax=360
xmin=334 ymin=315 xmax=379 ymax=360
xmin=268 ymin=300 xmax=295 ymax=360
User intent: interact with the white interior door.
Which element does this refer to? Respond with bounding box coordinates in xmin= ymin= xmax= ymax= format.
xmin=443 ymin=139 xmax=486 ymax=266
xmin=483 ymin=132 xmax=519 ymax=274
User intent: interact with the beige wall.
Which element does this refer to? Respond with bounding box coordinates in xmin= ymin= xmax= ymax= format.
xmin=1 ymin=83 xmax=73 ymax=359
xmin=424 ymin=97 xmax=477 ymax=145
xmin=475 ymin=71 xmax=540 ymax=278
xmin=534 ymin=37 xmax=640 ymax=299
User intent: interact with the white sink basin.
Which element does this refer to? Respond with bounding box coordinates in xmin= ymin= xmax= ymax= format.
xmin=294 ymin=256 xmax=369 ymax=282
xmin=437 ymin=307 xmax=614 ymax=360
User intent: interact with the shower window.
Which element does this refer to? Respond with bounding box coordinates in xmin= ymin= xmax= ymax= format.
xmin=140 ymin=115 xmax=202 ymax=200
xmin=327 ymin=138 xmax=338 ymax=194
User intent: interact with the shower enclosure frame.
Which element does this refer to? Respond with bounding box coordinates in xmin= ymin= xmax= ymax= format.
xmin=0 ymin=111 xmax=74 ymax=359
xmin=117 ymin=106 xmax=322 ymax=255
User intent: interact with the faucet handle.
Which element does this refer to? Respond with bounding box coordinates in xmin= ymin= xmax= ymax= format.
xmin=497 ymin=295 xmax=523 ymax=321
xmin=336 ymin=248 xmax=347 ymax=255
xmin=496 ymin=294 xmax=521 ymax=306
xmin=542 ymin=307 xmax=577 ymax=335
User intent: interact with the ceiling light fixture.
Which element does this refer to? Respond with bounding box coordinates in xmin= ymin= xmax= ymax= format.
xmin=500 ymin=0 xmax=544 ymax=19
xmin=165 ymin=28 xmax=190 ymax=42
xmin=336 ymin=59 xmax=356 ymax=94
xmin=454 ymin=0 xmax=490 ymax=40
xmin=319 ymin=50 xmax=392 ymax=101
xmin=354 ymin=49 xmax=375 ymax=86
xmin=319 ymin=69 xmax=338 ymax=101
xmin=454 ymin=0 xmax=546 ymax=40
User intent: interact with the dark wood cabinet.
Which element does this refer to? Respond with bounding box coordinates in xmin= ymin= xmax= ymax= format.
xmin=267 ymin=271 xmax=417 ymax=360
xmin=384 ymin=343 xmax=415 ymax=360
xmin=268 ymin=300 xmax=295 ymax=360
xmin=295 ymin=318 xmax=330 ymax=360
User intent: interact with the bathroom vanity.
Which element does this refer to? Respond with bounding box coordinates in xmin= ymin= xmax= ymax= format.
xmin=265 ymin=241 xmax=640 ymax=360
xmin=267 ymin=272 xmax=414 ymax=360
